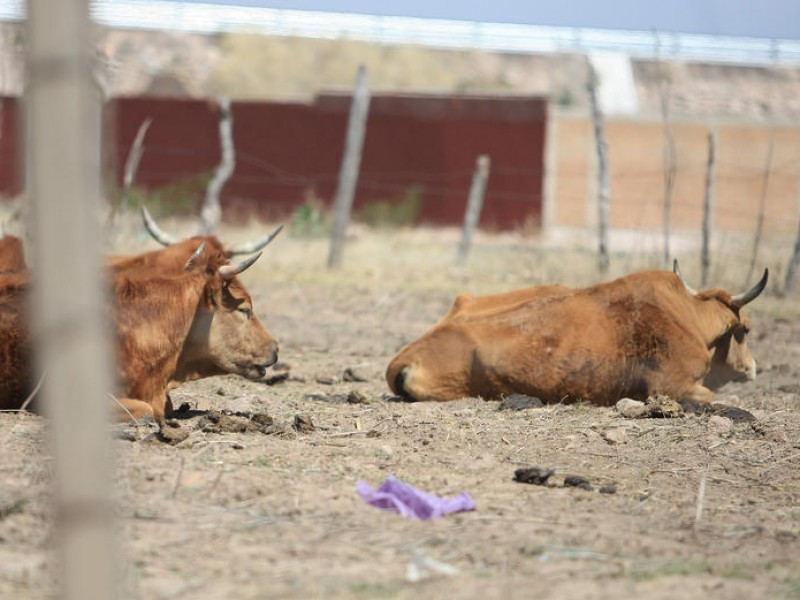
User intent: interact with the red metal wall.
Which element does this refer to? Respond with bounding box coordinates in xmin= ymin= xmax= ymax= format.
xmin=2 ymin=93 xmax=548 ymax=230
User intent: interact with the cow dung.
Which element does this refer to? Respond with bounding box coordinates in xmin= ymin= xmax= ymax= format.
xmin=513 ymin=467 xmax=555 ymax=485
xmin=563 ymin=475 xmax=594 ymax=491
xmin=679 ymin=400 xmax=757 ymax=423
xmin=156 ymin=419 xmax=190 ymax=445
xmin=198 ymin=411 xmax=275 ymax=434
xmin=710 ymin=403 xmax=757 ymax=423
xmin=293 ymin=414 xmax=316 ymax=433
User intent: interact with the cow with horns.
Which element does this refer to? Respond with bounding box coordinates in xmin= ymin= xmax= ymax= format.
xmin=0 ymin=212 xmax=282 ymax=420
xmin=386 ymin=262 xmax=768 ymax=406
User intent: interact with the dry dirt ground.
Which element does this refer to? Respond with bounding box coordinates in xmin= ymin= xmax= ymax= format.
xmin=0 ymin=224 xmax=799 ymax=599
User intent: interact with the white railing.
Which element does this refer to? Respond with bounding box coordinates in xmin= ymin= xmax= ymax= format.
xmin=2 ymin=0 xmax=799 ymax=66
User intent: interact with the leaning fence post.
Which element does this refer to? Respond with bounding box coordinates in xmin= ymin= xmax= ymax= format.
xmin=327 ymin=65 xmax=370 ymax=269
xmin=27 ymin=1 xmax=117 ymax=599
xmin=200 ymin=97 xmax=234 ymax=235
xmin=457 ymin=155 xmax=491 ymax=264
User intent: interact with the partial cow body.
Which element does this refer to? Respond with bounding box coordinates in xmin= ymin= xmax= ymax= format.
xmin=0 ymin=234 xmax=26 ymax=273
xmin=0 ymin=272 xmax=32 ymax=410
xmin=387 ymin=267 xmax=767 ymax=406
xmin=0 ymin=242 xmax=278 ymax=420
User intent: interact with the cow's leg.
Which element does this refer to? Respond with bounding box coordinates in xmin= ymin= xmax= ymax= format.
xmin=113 ymin=397 xmax=156 ymax=422
xmin=682 ymin=383 xmax=714 ymax=404
xmin=678 ymin=383 xmax=715 ymax=415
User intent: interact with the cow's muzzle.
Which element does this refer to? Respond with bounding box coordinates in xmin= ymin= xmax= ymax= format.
xmin=393 ymin=367 xmax=417 ymax=402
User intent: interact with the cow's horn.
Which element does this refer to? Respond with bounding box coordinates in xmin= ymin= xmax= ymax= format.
xmin=219 ymin=251 xmax=262 ymax=280
xmin=184 ymin=242 xmax=206 ymax=271
xmin=142 ymin=205 xmax=178 ymax=246
xmin=731 ymin=269 xmax=769 ymax=308
xmin=226 ymin=224 xmax=284 ymax=256
xmin=673 ymin=259 xmax=697 ymax=296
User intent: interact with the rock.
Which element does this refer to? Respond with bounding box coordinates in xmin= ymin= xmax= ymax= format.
xmin=708 ymin=415 xmax=733 ymax=435
xmin=342 ymin=367 xmax=369 ymax=382
xmin=498 ymin=394 xmax=544 ymax=411
xmin=347 ymin=390 xmax=373 ymax=404
xmin=616 ymin=398 xmax=647 ymax=418
xmin=601 ymin=426 xmax=629 ymax=445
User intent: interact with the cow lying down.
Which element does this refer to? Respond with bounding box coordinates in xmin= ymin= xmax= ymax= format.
xmin=387 ymin=263 xmax=768 ymax=406
xmin=0 ymin=240 xmax=278 ymax=421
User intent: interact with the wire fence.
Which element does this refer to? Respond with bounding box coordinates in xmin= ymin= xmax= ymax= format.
xmin=1 ymin=0 xmax=800 ymax=66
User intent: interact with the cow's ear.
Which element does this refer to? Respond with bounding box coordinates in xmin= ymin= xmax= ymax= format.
xmin=184 ymin=242 xmax=206 ymax=272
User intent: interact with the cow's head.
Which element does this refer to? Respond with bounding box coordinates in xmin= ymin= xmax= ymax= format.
xmin=386 ymin=322 xmax=481 ymax=402
xmin=674 ymin=260 xmax=767 ymax=388
xmin=179 ymin=243 xmax=278 ymax=381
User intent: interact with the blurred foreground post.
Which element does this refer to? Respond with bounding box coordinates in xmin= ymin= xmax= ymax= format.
xmin=586 ymin=62 xmax=610 ymax=274
xmin=26 ymin=1 xmax=117 ymax=599
xmin=701 ymin=130 xmax=716 ymax=287
xmin=456 ymin=155 xmax=491 ymax=264
xmin=328 ymin=65 xmax=370 ymax=269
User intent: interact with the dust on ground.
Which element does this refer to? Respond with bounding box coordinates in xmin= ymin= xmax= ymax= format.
xmin=0 ymin=225 xmax=799 ymax=599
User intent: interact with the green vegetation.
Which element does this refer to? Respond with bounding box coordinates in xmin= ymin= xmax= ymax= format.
xmin=356 ymin=184 xmax=423 ymax=228
xmin=109 ymin=173 xmax=210 ymax=218
xmin=628 ymin=560 xmax=710 ymax=582
xmin=290 ymin=199 xmax=329 ymax=237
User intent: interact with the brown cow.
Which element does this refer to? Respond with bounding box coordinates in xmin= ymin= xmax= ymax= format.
xmin=0 ymin=272 xmax=32 ymax=410
xmin=0 ymin=234 xmax=26 ymax=273
xmin=386 ymin=264 xmax=768 ymax=406
xmin=0 ymin=241 xmax=278 ymax=420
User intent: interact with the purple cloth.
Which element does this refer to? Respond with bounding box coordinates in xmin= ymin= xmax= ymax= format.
xmin=356 ymin=476 xmax=476 ymax=520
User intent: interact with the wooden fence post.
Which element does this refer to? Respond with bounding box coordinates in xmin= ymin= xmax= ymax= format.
xmin=746 ymin=133 xmax=774 ymax=284
xmin=586 ymin=61 xmax=610 ymax=274
xmin=784 ymin=166 xmax=800 ymax=294
xmin=327 ymin=65 xmax=370 ymax=269
xmin=655 ymin=31 xmax=677 ymax=268
xmin=201 ymin=97 xmax=234 ymax=235
xmin=701 ymin=130 xmax=716 ymax=287
xmin=786 ymin=215 xmax=800 ymax=295
xmin=456 ymin=155 xmax=491 ymax=264
xmin=26 ymin=1 xmax=117 ymax=599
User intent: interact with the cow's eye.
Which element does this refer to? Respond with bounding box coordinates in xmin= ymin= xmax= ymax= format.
xmin=238 ymin=308 xmax=252 ymax=319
